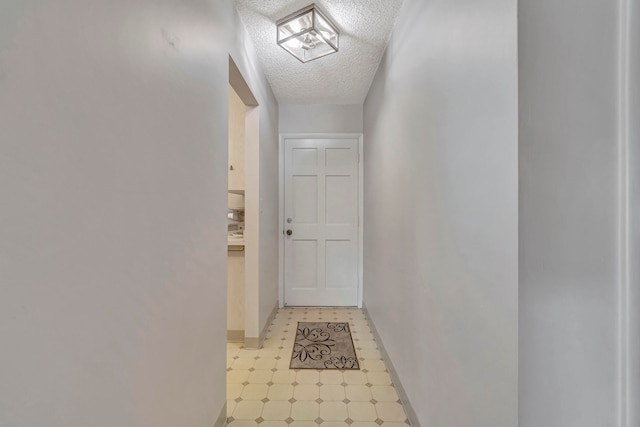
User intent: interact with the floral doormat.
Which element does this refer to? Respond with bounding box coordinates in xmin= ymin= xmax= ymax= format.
xmin=290 ymin=322 xmax=360 ymax=369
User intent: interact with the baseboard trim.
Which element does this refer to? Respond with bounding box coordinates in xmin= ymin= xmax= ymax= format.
xmin=227 ymin=330 xmax=244 ymax=343
xmin=261 ymin=301 xmax=279 ymax=343
xmin=214 ymin=402 xmax=227 ymax=427
xmin=363 ymin=303 xmax=420 ymax=427
xmin=245 ymin=301 xmax=279 ymax=349
xmin=243 ymin=336 xmax=258 ymax=349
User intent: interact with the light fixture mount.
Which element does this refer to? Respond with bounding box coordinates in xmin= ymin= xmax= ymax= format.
xmin=276 ymin=3 xmax=339 ymax=63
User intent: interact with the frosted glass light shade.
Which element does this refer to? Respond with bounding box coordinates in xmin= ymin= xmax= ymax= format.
xmin=277 ymin=4 xmax=339 ymax=63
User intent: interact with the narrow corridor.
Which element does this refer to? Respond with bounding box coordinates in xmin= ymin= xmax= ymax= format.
xmin=226 ymin=308 xmax=410 ymax=426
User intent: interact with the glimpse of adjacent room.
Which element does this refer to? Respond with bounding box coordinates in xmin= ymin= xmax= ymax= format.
xmin=227 ymin=85 xmax=246 ymax=348
xmin=227 ymin=82 xmax=247 ymax=343
xmin=227 ymin=58 xmax=260 ymax=347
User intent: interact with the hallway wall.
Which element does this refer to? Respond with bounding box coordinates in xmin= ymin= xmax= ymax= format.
xmin=279 ymin=104 xmax=363 ymax=134
xmin=518 ymin=0 xmax=629 ymax=425
xmin=0 ymin=1 xmax=277 ymax=426
xmin=628 ymin=2 xmax=640 ymax=424
xmin=362 ymin=0 xmax=518 ymax=426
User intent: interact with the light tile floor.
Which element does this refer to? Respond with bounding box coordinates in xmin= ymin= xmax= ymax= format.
xmin=227 ymin=308 xmax=410 ymax=427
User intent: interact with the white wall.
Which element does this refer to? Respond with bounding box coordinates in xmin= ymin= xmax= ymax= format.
xmin=228 ymin=85 xmax=246 ymax=192
xmin=0 ymin=1 xmax=277 ymax=426
xmin=362 ymin=0 xmax=518 ymax=426
xmin=629 ymin=2 xmax=640 ymax=425
xmin=279 ymin=104 xmax=363 ymax=134
xmin=227 ymin=251 xmax=245 ymax=333
xmin=518 ymin=0 xmax=625 ymax=425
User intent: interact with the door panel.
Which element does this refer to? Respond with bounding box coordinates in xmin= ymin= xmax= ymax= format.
xmin=292 ymin=240 xmax=317 ymax=289
xmin=293 ymin=176 xmax=318 ymax=223
xmin=284 ymin=138 xmax=359 ymax=307
xmin=326 ymin=176 xmax=356 ymax=224
xmin=325 ymin=240 xmax=356 ymax=288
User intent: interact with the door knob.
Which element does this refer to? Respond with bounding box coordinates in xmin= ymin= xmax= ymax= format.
xmin=286 ymin=229 xmax=293 ymax=236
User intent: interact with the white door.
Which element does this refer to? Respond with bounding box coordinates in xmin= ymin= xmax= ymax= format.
xmin=283 ymin=138 xmax=360 ymax=307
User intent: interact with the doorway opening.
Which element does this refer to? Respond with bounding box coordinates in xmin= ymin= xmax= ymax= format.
xmin=227 ymin=56 xmax=260 ymax=347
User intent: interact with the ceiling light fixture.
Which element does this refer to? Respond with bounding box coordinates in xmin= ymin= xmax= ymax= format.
xmin=276 ymin=4 xmax=339 ymax=63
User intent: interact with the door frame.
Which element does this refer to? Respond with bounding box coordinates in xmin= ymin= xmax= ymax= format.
xmin=278 ymin=133 xmax=364 ymax=308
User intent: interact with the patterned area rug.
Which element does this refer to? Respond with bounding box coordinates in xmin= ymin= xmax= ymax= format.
xmin=290 ymin=322 xmax=360 ymax=369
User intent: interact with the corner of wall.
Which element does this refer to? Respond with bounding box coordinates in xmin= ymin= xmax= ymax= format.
xmin=214 ymin=402 xmax=227 ymax=427
xmin=362 ymin=304 xmax=420 ymax=427
xmin=245 ymin=300 xmax=278 ymax=349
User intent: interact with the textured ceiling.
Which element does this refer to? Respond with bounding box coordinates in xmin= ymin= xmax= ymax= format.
xmin=233 ymin=0 xmax=405 ymax=105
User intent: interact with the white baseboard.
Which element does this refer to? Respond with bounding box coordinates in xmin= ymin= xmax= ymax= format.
xmin=214 ymin=402 xmax=227 ymax=427
xmin=245 ymin=301 xmax=279 ymax=349
xmin=227 ymin=330 xmax=244 ymax=343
